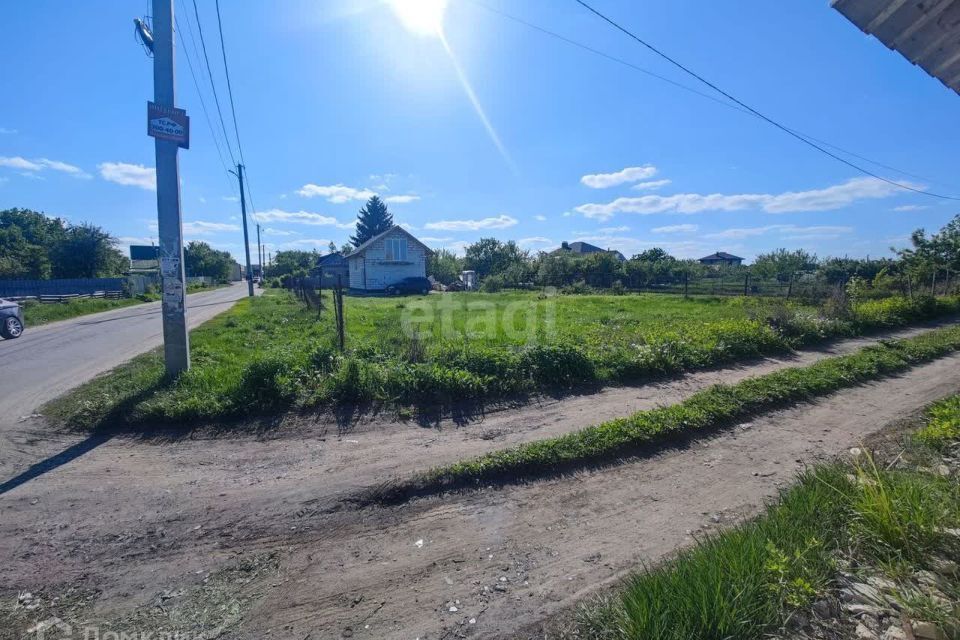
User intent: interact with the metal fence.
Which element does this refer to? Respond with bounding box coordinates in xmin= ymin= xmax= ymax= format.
xmin=0 ymin=277 xmax=127 ymax=299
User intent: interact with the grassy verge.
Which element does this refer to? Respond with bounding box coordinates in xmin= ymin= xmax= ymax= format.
xmin=21 ymin=294 xmax=158 ymax=325
xmin=43 ymin=291 xmax=960 ymax=430
xmin=397 ymin=323 xmax=960 ymax=497
xmin=20 ymin=283 xmax=226 ymax=326
xmin=570 ymin=403 xmax=960 ymax=640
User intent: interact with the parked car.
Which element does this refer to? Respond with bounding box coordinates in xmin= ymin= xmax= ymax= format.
xmin=0 ymin=299 xmax=24 ymax=339
xmin=385 ymin=276 xmax=432 ymax=296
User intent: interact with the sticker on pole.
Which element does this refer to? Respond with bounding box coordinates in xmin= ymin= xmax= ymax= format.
xmin=147 ymin=102 xmax=190 ymax=149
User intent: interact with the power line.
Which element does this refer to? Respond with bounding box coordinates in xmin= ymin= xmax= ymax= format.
xmin=571 ymin=0 xmax=960 ymax=201
xmin=214 ymin=0 xmax=259 ymax=225
xmin=466 ymin=0 xmax=947 ymax=187
xmin=174 ymin=13 xmax=232 ymax=178
xmin=190 ymin=0 xmax=236 ymax=165
xmin=215 ymin=0 xmax=246 ymax=166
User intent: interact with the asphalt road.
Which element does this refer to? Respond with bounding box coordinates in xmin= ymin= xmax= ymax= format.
xmin=0 ymin=282 xmax=252 ymax=420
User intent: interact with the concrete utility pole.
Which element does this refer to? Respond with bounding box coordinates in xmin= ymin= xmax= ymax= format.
xmin=256 ymin=223 xmax=263 ymax=278
xmin=151 ymin=0 xmax=190 ymax=375
xmin=230 ymin=163 xmax=255 ymax=297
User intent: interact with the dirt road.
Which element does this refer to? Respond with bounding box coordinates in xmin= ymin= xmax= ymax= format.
xmin=0 ymin=282 xmax=254 ymax=477
xmin=2 ymin=321 xmax=959 ymax=639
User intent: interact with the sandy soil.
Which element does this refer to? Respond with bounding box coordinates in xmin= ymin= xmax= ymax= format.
xmin=1 ymin=321 xmax=959 ymax=640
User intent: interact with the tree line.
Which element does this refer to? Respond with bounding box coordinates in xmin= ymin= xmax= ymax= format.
xmin=1 ymin=208 xmax=238 ymax=283
xmin=1 ymin=208 xmax=128 ymax=279
xmin=425 ymin=215 xmax=960 ymax=296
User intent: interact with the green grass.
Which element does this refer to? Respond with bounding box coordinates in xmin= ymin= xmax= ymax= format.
xmin=916 ymin=395 xmax=960 ymax=451
xmin=404 ymin=323 xmax=960 ymax=495
xmin=43 ymin=290 xmax=960 ymax=430
xmin=574 ymin=453 xmax=960 ymax=640
xmin=21 ymin=294 xmax=158 ymax=326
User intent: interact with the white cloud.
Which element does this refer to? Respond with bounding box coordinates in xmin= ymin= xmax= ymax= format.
xmin=297 ymin=183 xmax=375 ymax=203
xmin=598 ymin=225 xmax=630 ymax=233
xmin=222 ymin=195 xmax=239 ymax=202
xmin=36 ymin=158 xmax=89 ymax=177
xmin=581 ymin=165 xmax=658 ymax=189
xmin=576 ymin=178 xmax=912 ymax=221
xmin=424 ymin=214 xmax=518 ymax=231
xmin=706 ymin=224 xmax=854 ymax=240
xmin=264 ymin=228 xmax=301 ymax=236
xmin=652 ymin=224 xmax=698 ymax=234
xmin=893 ymin=204 xmax=929 ymax=212
xmin=286 ymin=238 xmax=333 ymax=248
xmin=297 ymin=182 xmax=419 ymax=206
xmin=383 ymin=194 xmax=420 ymax=204
xmin=0 ymin=128 xmax=17 ymax=135
xmin=98 ymin=162 xmax=156 ymax=191
xmin=631 ymin=179 xmax=672 ymax=191
xmin=420 ymin=236 xmax=454 ymax=243
xmin=0 ymin=156 xmax=41 ymax=171
xmin=0 ymin=155 xmax=89 ymax=178
xmin=252 ymin=208 xmax=353 ymax=228
xmin=518 ymin=236 xmax=554 ymax=247
xmin=534 ymin=215 xmax=547 ymax=221
xmin=182 ymin=221 xmax=241 ymax=235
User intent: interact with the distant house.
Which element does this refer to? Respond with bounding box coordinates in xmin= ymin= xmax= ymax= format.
xmin=554 ymin=241 xmax=626 ymax=262
xmin=699 ymin=251 xmax=744 ymax=267
xmin=346 ymin=226 xmax=432 ymax=292
xmin=314 ymin=252 xmax=349 ymax=286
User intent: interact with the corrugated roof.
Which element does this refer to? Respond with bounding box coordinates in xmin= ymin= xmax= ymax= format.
xmin=346 ymin=225 xmax=433 ymax=258
xmin=832 ymin=0 xmax=960 ymax=96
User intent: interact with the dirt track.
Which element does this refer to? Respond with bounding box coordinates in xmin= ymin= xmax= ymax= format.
xmin=2 ymin=321 xmax=960 ymax=639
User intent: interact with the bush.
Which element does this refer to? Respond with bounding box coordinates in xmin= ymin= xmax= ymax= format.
xmin=231 ymin=355 xmax=299 ymax=412
xmin=481 ymin=274 xmax=506 ymax=293
xmin=562 ymin=280 xmax=592 ymax=295
xmin=610 ymin=280 xmax=626 ymax=295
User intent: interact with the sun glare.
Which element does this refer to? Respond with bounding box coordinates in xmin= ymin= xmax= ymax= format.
xmin=387 ymin=0 xmax=448 ymax=37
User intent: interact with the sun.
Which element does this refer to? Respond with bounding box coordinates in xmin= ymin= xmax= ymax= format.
xmin=387 ymin=0 xmax=448 ymax=37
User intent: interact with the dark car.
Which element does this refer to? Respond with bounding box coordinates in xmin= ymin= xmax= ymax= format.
xmin=385 ymin=277 xmax=432 ymax=296
xmin=0 ymin=299 xmax=24 ymax=339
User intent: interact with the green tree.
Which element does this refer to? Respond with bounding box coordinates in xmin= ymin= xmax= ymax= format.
xmin=463 ymin=238 xmax=529 ymax=280
xmin=427 ymin=248 xmax=463 ymax=285
xmin=52 ymin=222 xmax=127 ymax=278
xmin=0 ymin=208 xmax=68 ymax=278
xmin=632 ymin=247 xmax=674 ymax=263
xmin=327 ymin=241 xmax=337 ymax=255
xmin=265 ymin=250 xmax=317 ymax=278
xmin=350 ymin=195 xmax=393 ymax=246
xmin=183 ymin=241 xmax=234 ymax=282
xmin=752 ymin=248 xmax=818 ymax=283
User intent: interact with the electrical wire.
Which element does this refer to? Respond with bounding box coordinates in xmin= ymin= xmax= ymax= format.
xmin=190 ymin=0 xmax=236 ymax=166
xmin=571 ymin=0 xmax=960 ymax=201
xmin=214 ymin=0 xmax=259 ymax=223
xmin=175 ymin=13 xmax=232 ymax=179
xmin=465 ymin=0 xmax=947 ymax=187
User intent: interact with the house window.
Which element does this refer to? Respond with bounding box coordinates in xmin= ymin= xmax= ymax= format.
xmin=385 ymin=237 xmax=407 ymax=261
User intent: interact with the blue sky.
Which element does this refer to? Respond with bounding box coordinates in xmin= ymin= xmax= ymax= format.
xmin=1 ymin=0 xmax=958 ymax=263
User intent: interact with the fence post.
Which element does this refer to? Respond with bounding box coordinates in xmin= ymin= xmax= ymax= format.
xmin=684 ymin=272 xmax=689 ymax=298
xmin=787 ymin=274 xmax=794 ymax=299
xmin=743 ymin=273 xmax=749 ymax=296
xmin=335 ymin=275 xmax=345 ymax=352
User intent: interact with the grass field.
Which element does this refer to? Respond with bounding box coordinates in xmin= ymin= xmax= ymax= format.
xmin=45 ymin=289 xmax=960 ymax=430
xmin=572 ymin=400 xmax=960 ymax=640
xmin=20 ymin=282 xmax=227 ymax=326
xmin=21 ymin=295 xmax=157 ymax=325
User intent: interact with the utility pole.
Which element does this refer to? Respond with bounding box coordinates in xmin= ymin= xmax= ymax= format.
xmin=230 ymin=164 xmax=255 ymax=297
xmin=150 ymin=0 xmax=190 ymax=376
xmin=256 ymin=223 xmax=263 ymax=279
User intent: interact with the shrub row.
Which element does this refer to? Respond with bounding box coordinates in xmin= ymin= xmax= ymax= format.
xmin=399 ymin=322 xmax=960 ymax=493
